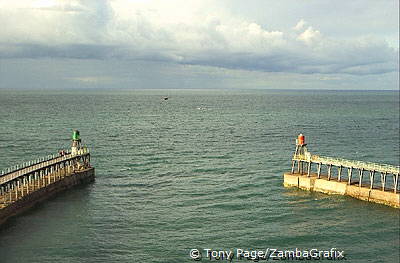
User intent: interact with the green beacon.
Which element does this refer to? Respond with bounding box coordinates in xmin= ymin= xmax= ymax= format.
xmin=71 ymin=130 xmax=82 ymax=155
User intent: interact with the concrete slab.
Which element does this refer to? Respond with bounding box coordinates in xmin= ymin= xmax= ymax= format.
xmin=283 ymin=173 xmax=299 ymax=187
xmin=283 ymin=171 xmax=400 ymax=208
xmin=314 ymin=179 xmax=347 ymax=195
xmin=346 ymin=185 xmax=370 ymax=201
xmin=298 ymin=176 xmax=317 ymax=191
xmin=369 ymin=189 xmax=400 ymax=208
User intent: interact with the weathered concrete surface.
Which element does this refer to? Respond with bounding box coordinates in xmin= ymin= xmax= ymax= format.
xmin=283 ymin=173 xmax=299 ymax=187
xmin=283 ymin=172 xmax=400 ymax=208
xmin=369 ymin=189 xmax=400 ymax=207
xmin=0 ymin=168 xmax=95 ymax=226
xmin=298 ymin=176 xmax=316 ymax=191
xmin=314 ymin=179 xmax=347 ymax=195
xmin=346 ymin=185 xmax=370 ymax=202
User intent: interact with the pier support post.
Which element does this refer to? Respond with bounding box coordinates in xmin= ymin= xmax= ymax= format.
xmin=297 ymin=161 xmax=301 ymax=174
xmin=359 ymin=169 xmax=364 ymax=187
xmin=381 ymin=172 xmax=387 ymax=191
xmin=394 ymin=174 xmax=399 ymax=193
xmin=34 ymin=171 xmax=38 ymax=190
xmin=348 ymin=167 xmax=352 ymax=185
xmin=27 ymin=175 xmax=30 ymax=194
xmin=21 ymin=177 xmax=25 ymax=196
xmin=47 ymin=168 xmax=51 ymax=185
xmin=327 ymin=165 xmax=332 ymax=180
xmin=369 ymin=171 xmax=375 ymax=189
xmin=9 ymin=183 xmax=13 ymax=202
xmin=338 ymin=166 xmax=342 ymax=182
xmin=291 ymin=160 xmax=296 ymax=174
xmin=39 ymin=170 xmax=42 ymax=188
xmin=317 ymin=163 xmax=321 ymax=178
xmin=15 ymin=180 xmax=19 ymax=200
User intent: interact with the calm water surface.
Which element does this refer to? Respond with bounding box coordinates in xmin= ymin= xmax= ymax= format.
xmin=0 ymin=89 xmax=399 ymax=263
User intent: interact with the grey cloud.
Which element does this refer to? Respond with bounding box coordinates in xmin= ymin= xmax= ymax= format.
xmin=1 ymin=40 xmax=396 ymax=76
xmin=0 ymin=0 xmax=397 ymax=76
xmin=0 ymin=43 xmax=116 ymax=59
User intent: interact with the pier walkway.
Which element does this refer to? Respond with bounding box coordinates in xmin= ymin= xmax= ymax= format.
xmin=0 ymin=148 xmax=91 ymax=210
xmin=292 ymin=153 xmax=399 ymax=193
xmin=285 ymin=134 xmax=399 ymax=208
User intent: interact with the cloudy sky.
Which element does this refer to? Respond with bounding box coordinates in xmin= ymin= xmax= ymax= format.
xmin=0 ymin=0 xmax=398 ymax=90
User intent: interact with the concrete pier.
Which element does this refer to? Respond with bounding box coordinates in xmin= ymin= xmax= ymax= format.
xmin=0 ymin=168 xmax=94 ymax=226
xmin=284 ymin=172 xmax=399 ymax=208
xmin=0 ymin=131 xmax=95 ymax=226
xmin=285 ymin=134 xmax=400 ymax=208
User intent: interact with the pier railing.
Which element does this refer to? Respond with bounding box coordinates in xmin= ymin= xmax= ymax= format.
xmin=292 ymin=153 xmax=400 ymax=193
xmin=0 ymin=148 xmax=90 ymax=185
xmin=0 ymin=147 xmax=89 ymax=176
xmin=0 ymin=148 xmax=91 ymax=208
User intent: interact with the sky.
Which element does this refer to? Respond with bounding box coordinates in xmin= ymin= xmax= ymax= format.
xmin=0 ymin=0 xmax=398 ymax=90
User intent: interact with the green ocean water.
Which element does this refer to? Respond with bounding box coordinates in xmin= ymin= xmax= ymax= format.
xmin=0 ymin=89 xmax=399 ymax=263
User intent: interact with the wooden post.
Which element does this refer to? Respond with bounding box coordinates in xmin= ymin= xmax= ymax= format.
xmin=381 ymin=172 xmax=386 ymax=191
xmin=348 ymin=167 xmax=353 ymax=185
xmin=56 ymin=165 xmax=59 ymax=181
xmin=20 ymin=178 xmax=24 ymax=197
xmin=48 ymin=167 xmax=51 ymax=185
xmin=317 ymin=163 xmax=321 ymax=178
xmin=369 ymin=171 xmax=375 ymax=189
xmin=28 ymin=174 xmax=32 ymax=194
xmin=15 ymin=180 xmax=18 ymax=200
xmin=307 ymin=161 xmax=311 ymax=177
xmin=291 ymin=160 xmax=296 ymax=174
xmin=328 ymin=165 xmax=332 ymax=180
xmin=394 ymin=173 xmax=399 ymax=193
xmin=35 ymin=172 xmax=37 ymax=190
xmin=297 ymin=161 xmax=301 ymax=174
xmin=359 ymin=169 xmax=363 ymax=187
xmin=338 ymin=166 xmax=342 ymax=182
xmin=23 ymin=176 xmax=27 ymax=195
xmin=22 ymin=177 xmax=25 ymax=196
xmin=39 ymin=170 xmax=42 ymax=188
xmin=9 ymin=183 xmax=13 ymax=202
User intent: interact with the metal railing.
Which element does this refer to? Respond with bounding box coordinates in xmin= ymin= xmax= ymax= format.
xmin=292 ymin=151 xmax=399 ymax=192
xmin=0 ymin=148 xmax=90 ymax=186
xmin=293 ymin=154 xmax=400 ymax=175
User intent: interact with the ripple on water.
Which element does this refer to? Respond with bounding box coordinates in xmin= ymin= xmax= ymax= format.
xmin=0 ymin=90 xmax=399 ymax=263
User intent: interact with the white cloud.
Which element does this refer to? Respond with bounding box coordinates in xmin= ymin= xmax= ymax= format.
xmin=0 ymin=0 xmax=398 ymax=75
xmin=297 ymin=26 xmax=322 ymax=45
xmin=319 ymin=76 xmax=342 ymax=81
xmin=293 ymin=19 xmax=306 ymax=31
xmin=68 ymin=76 xmax=114 ymax=83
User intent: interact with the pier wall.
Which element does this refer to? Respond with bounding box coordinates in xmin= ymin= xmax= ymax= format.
xmin=284 ymin=173 xmax=400 ymax=208
xmin=0 ymin=168 xmax=94 ymax=226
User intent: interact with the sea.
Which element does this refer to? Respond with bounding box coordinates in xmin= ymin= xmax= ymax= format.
xmin=0 ymin=89 xmax=399 ymax=263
